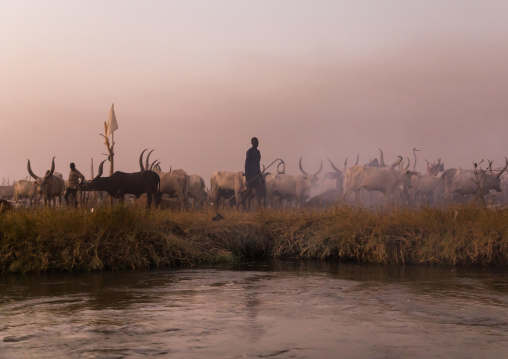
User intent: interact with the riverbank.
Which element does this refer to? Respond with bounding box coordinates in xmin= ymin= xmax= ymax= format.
xmin=1 ymin=204 xmax=508 ymax=273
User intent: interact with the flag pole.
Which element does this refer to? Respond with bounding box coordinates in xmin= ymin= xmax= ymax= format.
xmin=101 ymin=103 xmax=118 ymax=206
xmin=110 ymin=131 xmax=114 ymax=176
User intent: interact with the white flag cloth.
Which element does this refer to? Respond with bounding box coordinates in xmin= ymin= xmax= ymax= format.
xmin=106 ymin=104 xmax=118 ymax=137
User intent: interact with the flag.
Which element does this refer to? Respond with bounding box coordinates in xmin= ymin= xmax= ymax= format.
xmin=106 ymin=103 xmax=118 ymax=137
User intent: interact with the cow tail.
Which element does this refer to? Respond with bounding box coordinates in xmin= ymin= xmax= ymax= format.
xmin=156 ymin=175 xmax=161 ymax=204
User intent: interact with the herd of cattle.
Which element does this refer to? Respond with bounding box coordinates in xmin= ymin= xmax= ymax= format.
xmin=1 ymin=149 xmax=508 ymax=211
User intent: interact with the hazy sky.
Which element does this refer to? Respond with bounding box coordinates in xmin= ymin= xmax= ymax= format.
xmin=1 ymin=1 xmax=508 ymax=184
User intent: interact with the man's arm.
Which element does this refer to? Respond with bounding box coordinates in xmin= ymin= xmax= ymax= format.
xmin=77 ymin=170 xmax=86 ymax=182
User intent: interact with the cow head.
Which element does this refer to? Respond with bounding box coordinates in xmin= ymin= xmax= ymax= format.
xmin=325 ymin=157 xmax=347 ymax=191
xmin=299 ymin=157 xmax=323 ymax=186
xmin=401 ymin=169 xmax=420 ymax=189
xmin=486 ymin=158 xmax=508 ymax=192
xmin=27 ymin=157 xmax=55 ymax=197
xmin=86 ymin=159 xmax=108 ymax=191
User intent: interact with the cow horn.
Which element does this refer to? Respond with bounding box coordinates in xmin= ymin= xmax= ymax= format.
xmin=149 ymin=159 xmax=158 ymax=171
xmin=96 ymin=159 xmax=107 ymax=178
xmin=327 ymin=158 xmax=341 ymax=173
xmin=405 ymin=157 xmax=410 ymax=170
xmin=497 ymin=157 xmax=508 ymax=178
xmin=145 ymin=149 xmax=155 ymax=172
xmin=45 ymin=157 xmax=55 ymax=179
xmin=412 ymin=147 xmax=420 ymax=171
xmin=139 ymin=149 xmax=148 ymax=171
xmin=391 ymin=156 xmax=403 ymax=168
xmin=343 ymin=157 xmax=348 ymax=172
xmin=299 ymin=157 xmax=308 ymax=176
xmin=379 ymin=149 xmax=385 ymax=167
xmin=151 ymin=162 xmax=161 ymax=171
xmin=277 ymin=159 xmax=286 ymax=174
xmin=314 ymin=159 xmax=323 ymax=176
xmin=355 ymin=154 xmax=359 ymax=166
xmin=27 ymin=160 xmax=39 ymax=180
xmin=262 ymin=164 xmax=266 ymax=173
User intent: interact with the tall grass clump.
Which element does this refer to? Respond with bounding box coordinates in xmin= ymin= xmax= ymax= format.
xmin=1 ymin=203 xmax=508 ymax=274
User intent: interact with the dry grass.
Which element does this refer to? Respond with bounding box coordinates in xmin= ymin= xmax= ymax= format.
xmin=1 ymin=203 xmax=508 ymax=273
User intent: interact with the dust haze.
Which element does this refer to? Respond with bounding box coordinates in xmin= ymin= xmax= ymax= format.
xmin=1 ymin=2 xmax=508 ymax=185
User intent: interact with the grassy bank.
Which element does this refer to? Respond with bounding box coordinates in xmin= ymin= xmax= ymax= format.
xmin=1 ymin=204 xmax=508 ymax=273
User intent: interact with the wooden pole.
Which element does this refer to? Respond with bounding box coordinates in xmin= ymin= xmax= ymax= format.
xmin=90 ymin=157 xmax=96 ymax=208
xmin=111 ymin=132 xmax=114 ymax=175
xmin=103 ymin=121 xmax=115 ymax=207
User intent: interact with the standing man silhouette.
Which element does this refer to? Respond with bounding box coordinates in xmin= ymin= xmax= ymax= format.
xmin=237 ymin=137 xmax=265 ymax=210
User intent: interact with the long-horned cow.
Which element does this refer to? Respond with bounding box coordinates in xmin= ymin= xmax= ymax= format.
xmin=322 ymin=157 xmax=346 ymax=192
xmin=341 ymin=156 xmax=419 ymax=206
xmin=265 ymin=158 xmax=323 ymax=207
xmin=210 ymin=171 xmax=246 ymax=211
xmin=86 ymin=159 xmax=161 ymax=208
xmin=154 ymin=166 xmax=189 ymax=210
xmin=13 ymin=180 xmax=38 ymax=207
xmin=27 ymin=157 xmax=65 ymax=207
xmin=141 ymin=149 xmax=189 ymax=210
xmin=441 ymin=159 xmax=508 ymax=204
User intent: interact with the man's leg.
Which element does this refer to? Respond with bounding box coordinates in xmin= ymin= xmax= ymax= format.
xmin=257 ymin=177 xmax=266 ymax=208
xmin=72 ymin=189 xmax=78 ymax=208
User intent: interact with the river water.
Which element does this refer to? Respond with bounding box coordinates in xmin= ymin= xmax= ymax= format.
xmin=0 ymin=260 xmax=507 ymax=359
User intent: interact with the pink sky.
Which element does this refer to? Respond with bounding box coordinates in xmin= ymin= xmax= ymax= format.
xmin=1 ymin=1 xmax=508 ymax=185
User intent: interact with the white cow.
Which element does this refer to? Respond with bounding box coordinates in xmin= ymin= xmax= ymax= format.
xmin=13 ymin=180 xmax=39 ymax=207
xmin=210 ymin=171 xmax=246 ymax=211
xmin=155 ymin=167 xmax=189 ymax=210
xmin=341 ymin=156 xmax=419 ymax=206
xmin=140 ymin=149 xmax=189 ymax=210
xmin=265 ymin=158 xmax=322 ymax=207
xmin=27 ymin=157 xmax=65 ymax=207
xmin=441 ymin=160 xmax=508 ymax=204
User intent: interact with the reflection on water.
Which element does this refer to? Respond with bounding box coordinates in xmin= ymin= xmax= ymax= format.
xmin=0 ymin=260 xmax=507 ymax=359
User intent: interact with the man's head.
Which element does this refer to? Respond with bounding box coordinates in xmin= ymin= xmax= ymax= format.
xmin=251 ymin=137 xmax=259 ymax=148
xmin=70 ymin=162 xmax=76 ymax=170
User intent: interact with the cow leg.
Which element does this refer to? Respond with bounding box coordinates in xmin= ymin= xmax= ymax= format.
xmin=178 ymin=192 xmax=185 ymax=210
xmin=353 ymin=189 xmax=361 ymax=205
xmin=147 ymin=192 xmax=153 ymax=209
xmin=153 ymin=191 xmax=161 ymax=209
